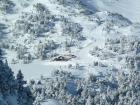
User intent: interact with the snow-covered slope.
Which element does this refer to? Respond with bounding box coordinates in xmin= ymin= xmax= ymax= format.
xmin=0 ymin=0 xmax=140 ymax=105
xmin=85 ymin=0 xmax=140 ymax=23
xmin=0 ymin=0 xmax=139 ymax=79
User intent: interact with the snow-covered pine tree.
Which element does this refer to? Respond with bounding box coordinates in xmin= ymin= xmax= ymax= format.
xmin=16 ymin=70 xmax=34 ymax=105
xmin=0 ymin=59 xmax=16 ymax=96
xmin=0 ymin=49 xmax=34 ymax=105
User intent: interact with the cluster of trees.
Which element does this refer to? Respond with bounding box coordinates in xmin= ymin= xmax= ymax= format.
xmin=10 ymin=39 xmax=58 ymax=62
xmin=125 ymin=55 xmax=140 ymax=70
xmin=51 ymin=0 xmax=82 ymax=6
xmin=0 ymin=49 xmax=34 ymax=105
xmin=28 ymin=68 xmax=140 ymax=105
xmin=0 ymin=47 xmax=139 ymax=105
xmin=104 ymin=36 xmax=140 ymax=70
xmin=35 ymin=40 xmax=58 ymax=60
xmin=1 ymin=2 xmax=87 ymax=63
xmin=105 ymin=36 xmax=140 ymax=54
xmin=62 ymin=20 xmax=84 ymax=40
xmin=0 ymin=42 xmax=33 ymax=64
xmin=0 ymin=0 xmax=15 ymax=14
xmin=33 ymin=3 xmax=48 ymax=13
xmin=29 ymin=70 xmax=73 ymax=105
xmin=90 ymin=36 xmax=140 ymax=69
xmin=95 ymin=12 xmax=132 ymax=27
xmin=107 ymin=12 xmax=132 ymax=27
xmin=0 ymin=23 xmax=7 ymax=40
xmin=13 ymin=3 xmax=55 ymax=37
xmin=0 ymin=38 xmax=60 ymax=63
xmin=51 ymin=0 xmax=92 ymax=17
xmin=51 ymin=0 xmax=94 ymax=16
xmin=89 ymin=46 xmax=115 ymax=60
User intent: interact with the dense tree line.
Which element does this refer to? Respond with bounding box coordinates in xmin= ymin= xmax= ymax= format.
xmin=29 ymin=68 xmax=140 ymax=105
xmin=0 ymin=0 xmax=15 ymax=14
xmin=0 ymin=49 xmax=34 ymax=105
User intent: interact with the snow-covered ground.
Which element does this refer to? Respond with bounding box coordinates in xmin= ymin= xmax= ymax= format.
xmin=0 ymin=0 xmax=138 ymax=82
xmin=41 ymin=99 xmax=64 ymax=105
xmin=86 ymin=0 xmax=140 ymax=23
xmin=0 ymin=0 xmax=140 ymax=104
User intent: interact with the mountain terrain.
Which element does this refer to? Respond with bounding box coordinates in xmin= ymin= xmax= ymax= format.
xmin=0 ymin=0 xmax=140 ymax=105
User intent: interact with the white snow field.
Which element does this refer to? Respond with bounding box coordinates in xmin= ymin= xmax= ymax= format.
xmin=86 ymin=0 xmax=140 ymax=23
xmin=41 ymin=99 xmax=64 ymax=105
xmin=0 ymin=0 xmax=139 ymax=86
xmin=0 ymin=0 xmax=140 ymax=105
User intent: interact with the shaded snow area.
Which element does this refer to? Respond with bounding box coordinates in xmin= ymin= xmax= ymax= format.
xmin=41 ymin=99 xmax=63 ymax=105
xmin=85 ymin=0 xmax=140 ymax=23
xmin=0 ymin=0 xmax=140 ymax=105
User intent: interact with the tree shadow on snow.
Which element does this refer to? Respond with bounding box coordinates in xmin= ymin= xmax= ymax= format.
xmin=0 ymin=23 xmax=8 ymax=41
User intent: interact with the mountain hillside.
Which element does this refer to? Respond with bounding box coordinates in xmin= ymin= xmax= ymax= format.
xmin=84 ymin=0 xmax=140 ymax=23
xmin=0 ymin=0 xmax=139 ymax=105
xmin=0 ymin=49 xmax=34 ymax=105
